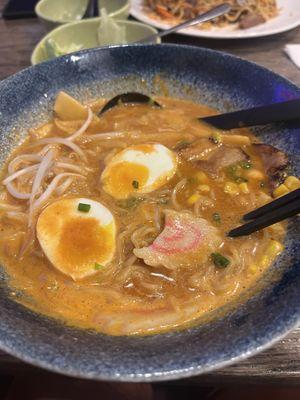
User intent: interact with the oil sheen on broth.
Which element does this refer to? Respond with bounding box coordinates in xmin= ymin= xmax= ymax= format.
xmin=0 ymin=92 xmax=296 ymax=336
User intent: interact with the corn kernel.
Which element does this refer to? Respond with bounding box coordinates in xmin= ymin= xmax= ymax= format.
xmin=260 ymin=255 xmax=269 ymax=269
xmin=268 ymin=222 xmax=285 ymax=236
xmin=239 ymin=182 xmax=249 ymax=194
xmin=194 ymin=171 xmax=208 ymax=183
xmin=273 ymin=184 xmax=289 ymax=198
xmin=211 ymin=132 xmax=222 ymax=144
xmin=248 ymin=264 xmax=258 ymax=274
xmin=257 ymin=192 xmax=272 ymax=205
xmin=187 ymin=193 xmax=200 ymax=205
xmin=198 ymin=184 xmax=210 ymax=193
xmin=246 ymin=169 xmax=264 ymax=180
xmin=255 ymin=240 xmax=284 ymax=273
xmin=224 ymin=182 xmax=239 ymax=195
xmin=284 ymin=176 xmax=300 ymax=190
xmin=268 ymin=240 xmax=284 ymax=258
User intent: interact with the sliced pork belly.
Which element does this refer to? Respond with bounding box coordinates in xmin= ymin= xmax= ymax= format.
xmin=178 ymin=138 xmax=219 ymax=162
xmin=252 ymin=143 xmax=288 ymax=188
xmin=196 ymin=146 xmax=248 ymax=176
xmin=134 ymin=210 xmax=222 ymax=270
xmin=177 ymin=139 xmax=248 ymax=176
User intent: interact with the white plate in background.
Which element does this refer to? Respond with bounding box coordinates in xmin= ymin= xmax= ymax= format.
xmin=130 ymin=0 xmax=300 ymax=39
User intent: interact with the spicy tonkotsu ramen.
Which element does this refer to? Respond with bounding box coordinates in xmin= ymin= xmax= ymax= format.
xmin=0 ymin=91 xmax=298 ymax=336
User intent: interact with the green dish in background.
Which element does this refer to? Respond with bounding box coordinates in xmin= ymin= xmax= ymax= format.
xmin=35 ymin=0 xmax=130 ymax=31
xmin=31 ymin=18 xmax=160 ymax=65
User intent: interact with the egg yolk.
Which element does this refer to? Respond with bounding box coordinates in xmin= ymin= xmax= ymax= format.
xmin=103 ymin=161 xmax=149 ymax=199
xmin=55 ymin=217 xmax=114 ymax=275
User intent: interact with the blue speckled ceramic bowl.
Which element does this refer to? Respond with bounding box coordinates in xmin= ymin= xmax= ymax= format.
xmin=0 ymin=45 xmax=299 ymax=381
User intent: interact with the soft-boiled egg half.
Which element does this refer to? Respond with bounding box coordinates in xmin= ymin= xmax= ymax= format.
xmin=36 ymin=198 xmax=116 ymax=281
xmin=101 ymin=144 xmax=178 ymax=199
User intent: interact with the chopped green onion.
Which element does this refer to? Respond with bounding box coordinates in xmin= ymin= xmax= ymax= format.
xmin=94 ymin=263 xmax=104 ymax=270
xmin=212 ymin=212 xmax=221 ymax=223
xmin=227 ymin=164 xmax=237 ymax=176
xmin=210 ymin=132 xmax=222 ymax=145
xmin=211 ymin=252 xmax=230 ymax=269
xmin=227 ymin=164 xmax=248 ymax=183
xmin=241 ymin=161 xmax=252 ymax=170
xmin=132 ymin=180 xmax=139 ymax=189
xmin=78 ymin=203 xmax=91 ymax=212
xmin=173 ymin=140 xmax=191 ymax=151
xmin=187 ymin=176 xmax=198 ymax=185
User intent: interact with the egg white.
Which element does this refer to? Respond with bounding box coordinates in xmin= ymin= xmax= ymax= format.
xmin=36 ymin=198 xmax=116 ymax=281
xmin=101 ymin=143 xmax=178 ymax=199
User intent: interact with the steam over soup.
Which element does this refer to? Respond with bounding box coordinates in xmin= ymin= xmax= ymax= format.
xmin=0 ymin=92 xmax=298 ymax=336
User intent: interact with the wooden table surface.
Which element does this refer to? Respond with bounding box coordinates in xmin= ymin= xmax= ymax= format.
xmin=0 ymin=0 xmax=299 ymax=384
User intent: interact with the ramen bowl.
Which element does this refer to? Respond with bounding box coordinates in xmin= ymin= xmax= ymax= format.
xmin=0 ymin=45 xmax=299 ymax=381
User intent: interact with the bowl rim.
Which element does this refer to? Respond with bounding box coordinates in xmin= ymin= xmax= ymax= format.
xmin=1 ymin=44 xmax=299 ymax=382
xmin=35 ymin=0 xmax=130 ymax=25
xmin=31 ymin=18 xmax=160 ymax=65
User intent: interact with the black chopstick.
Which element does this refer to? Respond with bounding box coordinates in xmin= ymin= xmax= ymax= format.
xmin=200 ymin=99 xmax=300 ymax=130
xmin=228 ymin=190 xmax=300 ymax=238
xmin=243 ymin=188 xmax=300 ymax=221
